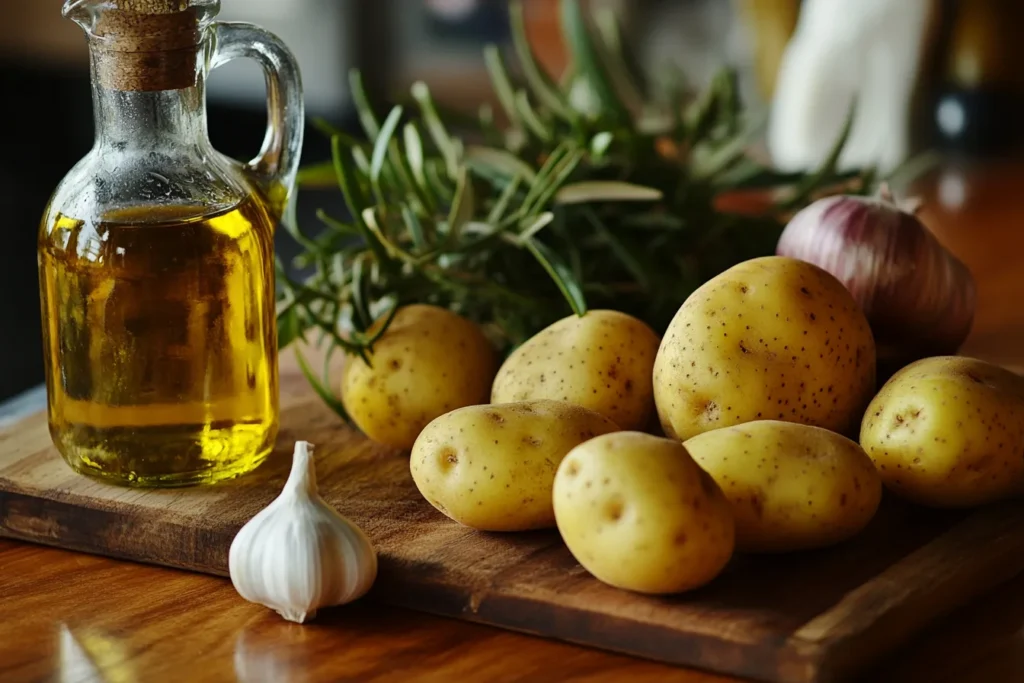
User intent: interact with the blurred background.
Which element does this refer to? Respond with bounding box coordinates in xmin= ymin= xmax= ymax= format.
xmin=1 ymin=0 xmax=1022 ymax=403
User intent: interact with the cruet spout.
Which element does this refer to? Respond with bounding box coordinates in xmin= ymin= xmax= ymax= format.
xmin=62 ymin=0 xmax=100 ymax=33
xmin=62 ymin=1 xmax=221 ymax=37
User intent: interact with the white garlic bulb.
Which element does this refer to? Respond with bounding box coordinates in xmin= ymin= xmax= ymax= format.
xmin=229 ymin=441 xmax=377 ymax=623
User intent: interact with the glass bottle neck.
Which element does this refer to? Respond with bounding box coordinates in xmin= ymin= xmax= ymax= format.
xmin=90 ymin=48 xmax=210 ymax=153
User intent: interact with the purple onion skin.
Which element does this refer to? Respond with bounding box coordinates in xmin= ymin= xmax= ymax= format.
xmin=776 ymin=194 xmax=976 ymax=366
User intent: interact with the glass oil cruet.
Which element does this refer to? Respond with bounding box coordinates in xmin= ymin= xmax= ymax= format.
xmin=39 ymin=0 xmax=304 ymax=486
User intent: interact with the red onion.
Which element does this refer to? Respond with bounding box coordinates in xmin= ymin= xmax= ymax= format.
xmin=776 ymin=185 xmax=976 ymax=365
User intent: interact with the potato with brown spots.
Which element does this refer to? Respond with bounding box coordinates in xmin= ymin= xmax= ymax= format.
xmin=684 ymin=421 xmax=881 ymax=552
xmin=491 ymin=310 xmax=661 ymax=430
xmin=341 ymin=304 xmax=497 ymax=450
xmin=861 ymin=356 xmax=1024 ymax=507
xmin=653 ymin=256 xmax=876 ymax=441
xmin=553 ymin=432 xmax=734 ymax=594
xmin=410 ymin=400 xmax=619 ymax=531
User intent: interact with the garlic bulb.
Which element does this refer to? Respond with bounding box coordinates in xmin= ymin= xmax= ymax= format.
xmin=776 ymin=186 xmax=976 ymax=366
xmin=229 ymin=441 xmax=377 ymax=623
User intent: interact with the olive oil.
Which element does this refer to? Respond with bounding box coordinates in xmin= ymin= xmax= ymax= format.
xmin=38 ymin=195 xmax=279 ymax=486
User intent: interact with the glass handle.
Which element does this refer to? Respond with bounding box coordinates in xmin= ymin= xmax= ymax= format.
xmin=211 ymin=22 xmax=304 ymax=221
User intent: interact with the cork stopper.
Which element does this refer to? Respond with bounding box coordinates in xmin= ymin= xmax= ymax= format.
xmin=117 ymin=0 xmax=190 ymax=11
xmin=92 ymin=0 xmax=203 ymax=91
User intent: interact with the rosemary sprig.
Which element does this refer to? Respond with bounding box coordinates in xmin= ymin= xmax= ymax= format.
xmin=277 ymin=0 xmax=875 ymax=420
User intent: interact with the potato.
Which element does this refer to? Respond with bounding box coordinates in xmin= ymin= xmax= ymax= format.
xmin=491 ymin=310 xmax=661 ymax=430
xmin=684 ymin=421 xmax=881 ymax=552
xmin=553 ymin=432 xmax=734 ymax=594
xmin=654 ymin=256 xmax=876 ymax=441
xmin=860 ymin=356 xmax=1024 ymax=507
xmin=410 ymin=400 xmax=619 ymax=531
xmin=342 ymin=304 xmax=497 ymax=449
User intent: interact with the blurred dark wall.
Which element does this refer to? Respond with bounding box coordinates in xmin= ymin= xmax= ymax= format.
xmin=0 ymin=64 xmax=90 ymax=399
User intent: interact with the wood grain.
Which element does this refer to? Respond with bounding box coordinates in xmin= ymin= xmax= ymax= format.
xmin=8 ymin=534 xmax=1024 ymax=683
xmin=0 ymin=539 xmax=729 ymax=683
xmin=4 ymin=360 xmax=1024 ymax=682
xmin=2 ymin=162 xmax=1024 ymax=683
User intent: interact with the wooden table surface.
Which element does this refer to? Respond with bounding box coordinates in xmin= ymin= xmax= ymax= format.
xmin=3 ymin=162 xmax=1024 ymax=683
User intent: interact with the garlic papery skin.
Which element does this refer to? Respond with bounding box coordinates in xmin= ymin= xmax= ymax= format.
xmin=776 ymin=187 xmax=976 ymax=366
xmin=229 ymin=441 xmax=378 ymax=623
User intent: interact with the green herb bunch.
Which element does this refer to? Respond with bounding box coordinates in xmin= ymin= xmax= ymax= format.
xmin=276 ymin=0 xmax=871 ymax=415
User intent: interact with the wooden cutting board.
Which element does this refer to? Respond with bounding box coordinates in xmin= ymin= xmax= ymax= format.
xmin=3 ymin=356 xmax=1024 ymax=683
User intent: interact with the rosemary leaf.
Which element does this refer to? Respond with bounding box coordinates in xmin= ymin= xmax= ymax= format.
xmin=515 ymin=90 xmax=554 ymax=142
xmin=411 ymin=82 xmax=460 ymax=178
xmin=403 ymin=122 xmax=428 ymax=189
xmin=487 ymin=174 xmax=524 ymax=225
xmin=331 ymin=136 xmax=389 ymax=266
xmin=330 ymin=251 xmax=346 ymax=287
xmin=350 ymin=255 xmax=373 ymax=332
xmin=296 ymin=161 xmax=339 ymax=189
xmin=349 ymin=69 xmax=381 ymax=139
xmin=529 ymin=149 xmax=585 ymax=215
xmin=369 ymin=106 xmax=405 ymax=204
xmin=311 ymin=117 xmax=342 ymax=138
xmin=483 ymin=45 xmax=523 ymax=130
xmin=465 ymin=145 xmax=538 ymax=184
xmin=446 ymin=167 xmax=475 ymax=245
xmin=315 ymin=209 xmax=361 ymax=236
xmin=524 ymin=236 xmax=588 ymax=316
xmin=363 ymin=301 xmax=400 ymax=347
xmin=516 ymin=211 xmax=555 ymax=244
xmin=371 ymin=106 xmax=403 ymax=182
xmin=294 ymin=345 xmax=349 ymax=420
xmin=509 ymin=1 xmax=574 ymax=121
xmin=425 ymin=161 xmax=455 ymax=203
xmin=592 ymin=6 xmax=645 ymax=115
xmin=387 ymin=138 xmax=428 ymax=210
xmin=351 ymin=146 xmax=372 ymax=175
xmin=559 ymin=0 xmax=629 ymax=124
xmin=684 ymin=68 xmax=726 ymax=145
xmin=520 ymin=142 xmax=571 ymax=214
xmin=691 ymin=112 xmax=768 ymax=180
xmin=402 ymin=122 xmax=440 ymax=214
xmin=555 ymin=181 xmax=662 ymax=204
xmin=361 ymin=208 xmax=408 ymax=262
xmin=277 ymin=301 xmax=308 ymax=350
xmin=280 ymin=201 xmax=319 ymax=252
xmin=555 ymin=211 xmax=584 ymax=286
xmin=370 ymin=107 xmax=401 ymax=179
xmin=402 ymin=206 xmax=428 ymax=252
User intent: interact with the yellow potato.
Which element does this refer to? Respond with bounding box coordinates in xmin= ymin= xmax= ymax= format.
xmin=654 ymin=256 xmax=876 ymax=441
xmin=685 ymin=421 xmax=881 ymax=552
xmin=861 ymin=356 xmax=1024 ymax=507
xmin=342 ymin=304 xmax=497 ymax=449
xmin=553 ymin=432 xmax=734 ymax=594
xmin=410 ymin=400 xmax=619 ymax=531
xmin=491 ymin=310 xmax=661 ymax=431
